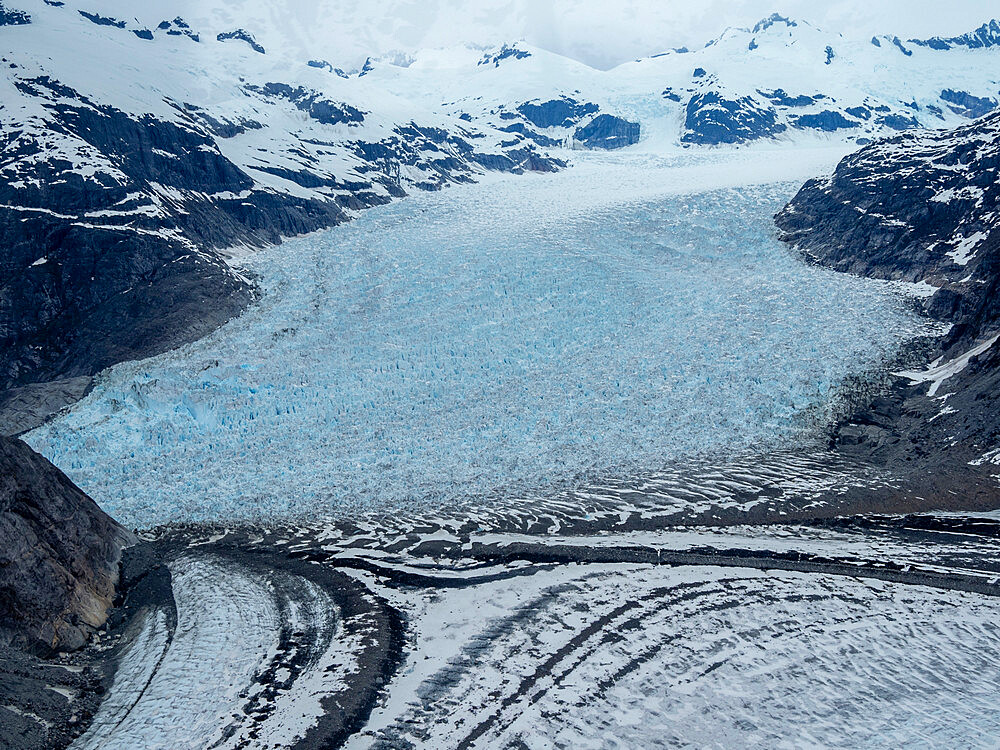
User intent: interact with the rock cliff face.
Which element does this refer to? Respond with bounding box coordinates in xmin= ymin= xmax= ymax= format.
xmin=573 ymin=113 xmax=641 ymax=149
xmin=776 ymin=111 xmax=1000 ymax=491
xmin=0 ymin=435 xmax=130 ymax=651
xmin=682 ymin=90 xmax=786 ymax=145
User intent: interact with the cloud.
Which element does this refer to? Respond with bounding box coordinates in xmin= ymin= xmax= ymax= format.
xmin=172 ymin=0 xmax=999 ymax=70
xmin=514 ymin=0 xmax=999 ymax=68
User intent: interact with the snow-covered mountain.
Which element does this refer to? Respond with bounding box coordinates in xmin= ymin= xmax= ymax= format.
xmin=2 ymin=0 xmax=1000 ymax=427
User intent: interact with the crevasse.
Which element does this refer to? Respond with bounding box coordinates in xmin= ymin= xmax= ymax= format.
xmin=27 ymin=157 xmax=923 ymax=527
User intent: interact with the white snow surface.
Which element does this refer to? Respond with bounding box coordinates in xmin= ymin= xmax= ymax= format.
xmin=27 ymin=151 xmax=925 ymax=527
xmin=72 ymin=554 xmax=353 ymax=750
xmin=351 ymin=563 xmax=1000 ymax=749
xmin=948 ymin=230 xmax=990 ymax=266
xmin=896 ymin=332 xmax=1000 ymax=397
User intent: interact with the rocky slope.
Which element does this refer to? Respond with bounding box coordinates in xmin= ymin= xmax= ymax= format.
xmin=776 ymin=110 xmax=1000 ymax=495
xmin=0 ymin=434 xmax=130 ymax=651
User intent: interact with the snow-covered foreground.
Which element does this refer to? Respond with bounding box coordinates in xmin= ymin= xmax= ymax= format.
xmin=80 ymin=520 xmax=1000 ymax=750
xmin=27 ymin=149 xmax=926 ymax=527
xmin=364 ymin=565 xmax=1000 ymax=749
xmin=72 ymin=553 xmax=394 ymax=750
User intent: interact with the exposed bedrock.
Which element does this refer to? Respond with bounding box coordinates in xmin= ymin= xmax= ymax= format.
xmin=573 ymin=113 xmax=641 ymax=149
xmin=0 ymin=435 xmax=131 ymax=651
xmin=0 ymin=1 xmax=30 ymax=25
xmin=0 ymin=212 xmax=253 ymax=423
xmin=0 ymin=77 xmax=262 ymax=422
xmin=682 ymin=90 xmax=786 ymax=145
xmin=516 ymin=96 xmax=599 ymax=128
xmin=776 ymin=110 xmax=1000 ymax=488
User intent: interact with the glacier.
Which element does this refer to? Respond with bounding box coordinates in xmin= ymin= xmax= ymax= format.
xmin=362 ymin=563 xmax=1000 ymax=749
xmin=27 ymin=151 xmax=927 ymax=528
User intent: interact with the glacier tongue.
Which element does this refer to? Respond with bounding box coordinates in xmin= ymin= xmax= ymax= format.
xmin=27 ymin=151 xmax=924 ymax=528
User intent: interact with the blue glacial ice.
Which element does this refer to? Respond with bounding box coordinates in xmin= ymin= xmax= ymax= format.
xmin=27 ymin=159 xmax=926 ymax=528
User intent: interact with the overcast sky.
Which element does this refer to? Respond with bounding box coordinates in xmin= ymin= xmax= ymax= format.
xmin=300 ymin=0 xmax=998 ymax=69
xmin=176 ymin=0 xmax=999 ymax=70
xmin=523 ymin=0 xmax=998 ymax=67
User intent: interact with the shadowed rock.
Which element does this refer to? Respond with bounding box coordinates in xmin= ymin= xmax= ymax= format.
xmin=0 ymin=435 xmax=131 ymax=651
xmin=574 ymin=114 xmax=640 ymax=149
xmin=682 ymin=91 xmax=785 ymax=145
xmin=776 ymin=110 xmax=1000 ymax=486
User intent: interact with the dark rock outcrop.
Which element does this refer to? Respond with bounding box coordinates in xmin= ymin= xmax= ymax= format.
xmin=0 ymin=377 xmax=92 ymax=436
xmin=877 ymin=112 xmax=920 ymax=130
xmin=244 ymin=82 xmax=365 ymax=125
xmin=760 ymin=89 xmax=818 ymax=107
xmin=890 ymin=36 xmax=913 ymax=56
xmin=682 ymin=91 xmax=785 ymax=145
xmin=776 ymin=110 xmax=1000 ymax=483
xmin=77 ymin=10 xmax=122 ymax=28
xmin=216 ymin=28 xmax=264 ymax=53
xmin=0 ymin=435 xmax=130 ymax=651
xmin=940 ymin=89 xmax=998 ymax=119
xmin=478 ymin=44 xmax=531 ymax=67
xmin=497 ymin=98 xmax=636 ymax=151
xmin=500 ymin=122 xmax=561 ymax=147
xmin=308 ymin=58 xmax=330 ymax=70
xmin=752 ymin=13 xmax=797 ymax=33
xmin=792 ymin=110 xmax=857 ymax=131
xmin=0 ymin=76 xmax=259 ymax=409
xmin=0 ymin=1 xmax=29 ymax=25
xmin=157 ymin=17 xmax=199 ymax=41
xmin=573 ymin=114 xmax=640 ymax=149
xmin=517 ymin=98 xmax=598 ymax=128
xmin=776 ymin=111 xmax=1000 ymax=285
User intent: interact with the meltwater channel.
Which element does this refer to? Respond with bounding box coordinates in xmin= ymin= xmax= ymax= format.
xmin=27 ymin=153 xmax=926 ymax=527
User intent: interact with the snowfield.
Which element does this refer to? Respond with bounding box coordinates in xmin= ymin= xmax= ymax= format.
xmin=378 ymin=566 xmax=1000 ymax=749
xmin=68 ymin=520 xmax=1000 ymax=750
xmin=27 ymin=150 xmax=926 ymax=527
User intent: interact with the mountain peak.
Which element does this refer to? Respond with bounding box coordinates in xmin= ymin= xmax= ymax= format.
xmin=751 ymin=14 xmax=797 ymax=35
xmin=910 ymin=19 xmax=1000 ymax=50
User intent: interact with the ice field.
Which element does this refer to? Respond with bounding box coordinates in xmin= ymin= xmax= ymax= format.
xmin=28 ymin=151 xmax=927 ymax=528
xmin=361 ymin=564 xmax=1000 ymax=749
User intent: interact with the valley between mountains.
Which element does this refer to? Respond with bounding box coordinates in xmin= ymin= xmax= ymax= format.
xmin=2 ymin=3 xmax=1000 ymax=749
